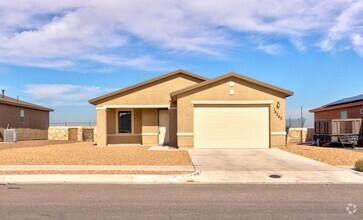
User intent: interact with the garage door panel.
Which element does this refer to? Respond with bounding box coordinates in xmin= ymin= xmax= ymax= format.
xmin=194 ymin=106 xmax=269 ymax=148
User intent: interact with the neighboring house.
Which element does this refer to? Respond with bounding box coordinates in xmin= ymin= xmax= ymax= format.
xmin=310 ymin=94 xmax=363 ymax=144
xmin=0 ymin=90 xmax=53 ymax=141
xmin=89 ymin=70 xmax=293 ymax=148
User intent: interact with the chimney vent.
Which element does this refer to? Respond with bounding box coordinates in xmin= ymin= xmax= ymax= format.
xmin=1 ymin=89 xmax=4 ymax=98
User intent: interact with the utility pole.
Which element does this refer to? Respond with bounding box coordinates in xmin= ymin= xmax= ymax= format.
xmin=300 ymin=106 xmax=303 ymax=143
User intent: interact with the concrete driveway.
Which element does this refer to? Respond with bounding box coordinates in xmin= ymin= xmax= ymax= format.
xmin=187 ymin=149 xmax=363 ymax=183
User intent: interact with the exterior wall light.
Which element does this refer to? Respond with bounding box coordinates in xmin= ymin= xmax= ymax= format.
xmin=276 ymin=101 xmax=281 ymax=109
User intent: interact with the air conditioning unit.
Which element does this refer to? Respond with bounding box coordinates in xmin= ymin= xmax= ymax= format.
xmin=4 ymin=129 xmax=18 ymax=143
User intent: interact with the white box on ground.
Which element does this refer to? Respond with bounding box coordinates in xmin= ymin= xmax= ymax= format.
xmin=4 ymin=129 xmax=18 ymax=142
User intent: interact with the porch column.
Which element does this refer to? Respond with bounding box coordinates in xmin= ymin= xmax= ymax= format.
xmin=96 ymin=108 xmax=108 ymax=147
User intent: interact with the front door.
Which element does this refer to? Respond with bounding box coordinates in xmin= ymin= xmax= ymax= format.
xmin=158 ymin=110 xmax=169 ymax=145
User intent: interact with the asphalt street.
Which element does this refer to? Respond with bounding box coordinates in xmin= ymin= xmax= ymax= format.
xmin=0 ymin=184 xmax=362 ymax=219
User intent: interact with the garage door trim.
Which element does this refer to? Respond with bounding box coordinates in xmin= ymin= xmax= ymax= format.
xmin=191 ymin=100 xmax=273 ymax=105
xmin=193 ymin=102 xmax=270 ymax=149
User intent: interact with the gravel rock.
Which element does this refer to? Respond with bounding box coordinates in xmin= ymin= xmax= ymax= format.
xmin=280 ymin=144 xmax=363 ymax=166
xmin=0 ymin=142 xmax=192 ymax=166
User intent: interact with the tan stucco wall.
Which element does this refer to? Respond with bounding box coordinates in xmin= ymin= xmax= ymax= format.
xmin=177 ymin=136 xmax=194 ymax=149
xmin=270 ymin=135 xmax=286 ymax=148
xmin=96 ymin=74 xmax=202 ymax=107
xmin=107 ymin=135 xmax=142 ymax=144
xmin=107 ymin=108 xmax=142 ymax=135
xmin=95 ymin=74 xmax=203 ymax=146
xmin=169 ymin=108 xmax=177 ymax=146
xmin=134 ymin=109 xmax=142 ymax=133
xmin=107 ymin=109 xmax=116 ymax=134
xmin=97 ymin=109 xmax=107 ymax=147
xmin=106 ymin=108 xmax=143 ymax=145
xmin=141 ymin=108 xmax=158 ymax=145
xmin=176 ymin=76 xmax=287 ymax=148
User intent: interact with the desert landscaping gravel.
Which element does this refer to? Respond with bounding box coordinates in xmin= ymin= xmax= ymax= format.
xmin=0 ymin=140 xmax=75 ymax=150
xmin=0 ymin=170 xmax=191 ymax=175
xmin=281 ymin=144 xmax=363 ymax=166
xmin=0 ymin=142 xmax=192 ymax=166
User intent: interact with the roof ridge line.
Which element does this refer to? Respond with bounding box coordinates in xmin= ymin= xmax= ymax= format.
xmin=170 ymin=71 xmax=294 ymax=100
xmin=89 ymin=69 xmax=207 ymax=105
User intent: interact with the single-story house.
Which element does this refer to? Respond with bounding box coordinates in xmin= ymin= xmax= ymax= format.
xmin=89 ymin=70 xmax=293 ymax=148
xmin=310 ymin=94 xmax=363 ymax=141
xmin=0 ymin=90 xmax=53 ymax=141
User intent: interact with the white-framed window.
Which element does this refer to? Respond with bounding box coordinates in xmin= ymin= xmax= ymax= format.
xmin=20 ymin=109 xmax=25 ymax=123
xmin=341 ymin=111 xmax=347 ymax=119
xmin=360 ymin=109 xmax=363 ymax=115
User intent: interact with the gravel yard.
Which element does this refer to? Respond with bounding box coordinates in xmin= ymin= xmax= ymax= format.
xmin=0 ymin=142 xmax=192 ymax=166
xmin=0 ymin=140 xmax=76 ymax=150
xmin=0 ymin=170 xmax=191 ymax=175
xmin=280 ymin=144 xmax=363 ymax=166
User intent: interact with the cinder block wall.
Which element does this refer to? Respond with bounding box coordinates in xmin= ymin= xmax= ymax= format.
xmin=287 ymin=128 xmax=314 ymax=143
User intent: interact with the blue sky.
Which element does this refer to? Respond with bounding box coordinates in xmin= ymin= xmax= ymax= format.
xmin=1 ymin=0 xmax=363 ymax=127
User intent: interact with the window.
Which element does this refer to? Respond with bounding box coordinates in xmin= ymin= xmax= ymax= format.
xmin=341 ymin=111 xmax=347 ymax=119
xmin=315 ymin=120 xmax=330 ymax=134
xmin=20 ymin=110 xmax=25 ymax=123
xmin=360 ymin=109 xmax=363 ymax=115
xmin=118 ymin=111 xmax=131 ymax=133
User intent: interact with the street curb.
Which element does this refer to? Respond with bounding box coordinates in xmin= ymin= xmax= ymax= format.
xmin=1 ymin=170 xmax=363 ymax=184
xmin=0 ymin=171 xmax=202 ymax=184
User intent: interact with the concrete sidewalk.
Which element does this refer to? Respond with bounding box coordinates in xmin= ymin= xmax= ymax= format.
xmin=0 ymin=174 xmax=186 ymax=184
xmin=0 ymin=165 xmax=198 ymax=184
xmin=0 ymin=165 xmax=195 ymax=172
xmin=1 ymin=169 xmax=363 ymax=184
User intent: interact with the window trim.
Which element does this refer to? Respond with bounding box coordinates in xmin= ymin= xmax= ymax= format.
xmin=20 ymin=109 xmax=25 ymax=123
xmin=115 ymin=108 xmax=134 ymax=135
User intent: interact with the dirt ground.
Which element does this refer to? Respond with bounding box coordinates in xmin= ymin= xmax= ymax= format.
xmin=0 ymin=140 xmax=76 ymax=150
xmin=280 ymin=144 xmax=363 ymax=166
xmin=0 ymin=141 xmax=192 ymax=166
xmin=0 ymin=170 xmax=191 ymax=175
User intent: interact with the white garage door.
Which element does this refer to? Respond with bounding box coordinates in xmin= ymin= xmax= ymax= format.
xmin=194 ymin=105 xmax=269 ymax=148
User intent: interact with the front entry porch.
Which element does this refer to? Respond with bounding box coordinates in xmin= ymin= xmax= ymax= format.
xmin=96 ymin=106 xmax=176 ymax=147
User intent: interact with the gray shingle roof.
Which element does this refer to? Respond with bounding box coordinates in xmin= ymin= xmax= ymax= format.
xmin=325 ymin=94 xmax=363 ymax=107
xmin=0 ymin=95 xmax=53 ymax=112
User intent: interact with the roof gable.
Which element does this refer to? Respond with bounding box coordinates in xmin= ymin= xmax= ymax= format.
xmin=171 ymin=72 xmax=294 ymax=101
xmin=89 ymin=69 xmax=207 ymax=105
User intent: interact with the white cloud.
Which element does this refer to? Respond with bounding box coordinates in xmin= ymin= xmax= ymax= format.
xmin=318 ymin=1 xmax=363 ymax=52
xmin=351 ymin=33 xmax=363 ymax=56
xmin=257 ymin=43 xmax=283 ymax=55
xmin=290 ymin=38 xmax=307 ymax=53
xmin=24 ymin=84 xmax=113 ymax=106
xmin=1 ymin=0 xmax=363 ymax=71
